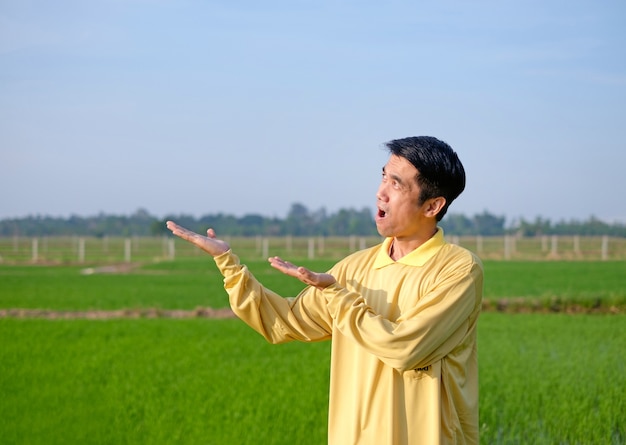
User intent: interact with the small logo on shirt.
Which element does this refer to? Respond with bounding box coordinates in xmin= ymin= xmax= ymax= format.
xmin=415 ymin=365 xmax=431 ymax=372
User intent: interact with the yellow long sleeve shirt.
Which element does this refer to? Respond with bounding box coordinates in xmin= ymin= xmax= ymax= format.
xmin=214 ymin=229 xmax=483 ymax=445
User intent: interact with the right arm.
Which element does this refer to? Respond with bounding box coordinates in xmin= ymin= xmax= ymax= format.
xmin=166 ymin=221 xmax=333 ymax=343
xmin=215 ymin=250 xmax=333 ymax=343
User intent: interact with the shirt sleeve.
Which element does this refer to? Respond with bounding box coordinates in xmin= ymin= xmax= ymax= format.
xmin=214 ymin=250 xmax=333 ymax=344
xmin=322 ymin=257 xmax=483 ymax=373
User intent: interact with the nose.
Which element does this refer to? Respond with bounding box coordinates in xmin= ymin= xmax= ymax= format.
xmin=376 ymin=181 xmax=388 ymax=202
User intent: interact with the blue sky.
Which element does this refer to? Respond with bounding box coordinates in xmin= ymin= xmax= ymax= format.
xmin=2 ymin=0 xmax=625 ymax=224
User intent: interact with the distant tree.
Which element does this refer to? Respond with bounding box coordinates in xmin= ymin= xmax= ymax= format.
xmin=440 ymin=213 xmax=473 ymax=235
xmin=239 ymin=214 xmax=266 ymax=236
xmin=473 ymin=211 xmax=505 ymax=236
xmin=150 ymin=219 xmax=169 ymax=236
xmin=1 ymin=207 xmax=625 ymax=238
xmin=517 ymin=216 xmax=553 ymax=236
xmin=325 ymin=208 xmax=376 ymax=236
xmin=285 ymin=203 xmax=313 ymax=236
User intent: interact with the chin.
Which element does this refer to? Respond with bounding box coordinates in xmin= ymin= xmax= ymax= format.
xmin=375 ymin=224 xmax=391 ymax=238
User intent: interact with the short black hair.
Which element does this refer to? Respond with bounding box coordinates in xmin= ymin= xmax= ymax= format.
xmin=385 ymin=136 xmax=466 ymax=221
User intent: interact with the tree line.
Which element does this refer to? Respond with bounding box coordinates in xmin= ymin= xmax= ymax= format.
xmin=1 ymin=205 xmax=625 ymax=238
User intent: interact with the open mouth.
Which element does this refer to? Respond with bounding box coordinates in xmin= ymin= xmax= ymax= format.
xmin=377 ymin=208 xmax=387 ymax=218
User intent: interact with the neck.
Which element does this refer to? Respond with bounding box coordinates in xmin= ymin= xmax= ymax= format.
xmin=389 ymin=227 xmax=438 ymax=261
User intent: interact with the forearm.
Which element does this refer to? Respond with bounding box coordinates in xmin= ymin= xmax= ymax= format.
xmin=321 ymin=265 xmax=481 ymax=372
xmin=214 ymin=250 xmax=333 ymax=343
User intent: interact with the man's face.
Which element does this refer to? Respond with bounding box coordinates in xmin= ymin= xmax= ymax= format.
xmin=375 ymin=155 xmax=427 ymax=239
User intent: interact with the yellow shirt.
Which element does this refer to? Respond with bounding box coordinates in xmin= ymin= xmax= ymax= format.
xmin=214 ymin=229 xmax=483 ymax=445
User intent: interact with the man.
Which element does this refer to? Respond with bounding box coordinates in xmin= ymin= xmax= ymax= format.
xmin=166 ymin=136 xmax=483 ymax=444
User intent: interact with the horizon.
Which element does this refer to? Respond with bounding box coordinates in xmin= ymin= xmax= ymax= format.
xmin=1 ymin=206 xmax=623 ymax=226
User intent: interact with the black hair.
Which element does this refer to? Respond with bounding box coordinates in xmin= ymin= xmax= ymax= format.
xmin=385 ymin=136 xmax=466 ymax=221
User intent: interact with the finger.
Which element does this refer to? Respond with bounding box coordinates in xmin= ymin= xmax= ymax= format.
xmin=271 ymin=257 xmax=299 ymax=272
xmin=269 ymin=260 xmax=301 ymax=279
xmin=167 ymin=222 xmax=204 ymax=246
xmin=166 ymin=221 xmax=186 ymax=237
xmin=268 ymin=256 xmax=286 ymax=267
xmin=268 ymin=257 xmax=290 ymax=271
xmin=166 ymin=221 xmax=189 ymax=235
xmin=168 ymin=225 xmax=193 ymax=240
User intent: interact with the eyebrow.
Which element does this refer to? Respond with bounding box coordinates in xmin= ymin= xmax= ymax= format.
xmin=382 ymin=166 xmax=405 ymax=186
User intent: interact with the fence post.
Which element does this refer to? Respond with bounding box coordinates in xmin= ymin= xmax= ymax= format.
xmin=31 ymin=238 xmax=39 ymax=262
xmin=476 ymin=236 xmax=483 ymax=255
xmin=551 ymin=235 xmax=558 ymax=257
xmin=349 ymin=236 xmax=356 ymax=252
xmin=124 ymin=238 xmax=131 ymax=263
xmin=601 ymin=236 xmax=609 ymax=261
xmin=573 ymin=235 xmax=580 ymax=256
xmin=359 ymin=237 xmax=366 ymax=250
xmin=308 ymin=238 xmax=315 ymax=259
xmin=262 ymin=238 xmax=269 ymax=259
xmin=78 ymin=238 xmax=85 ymax=263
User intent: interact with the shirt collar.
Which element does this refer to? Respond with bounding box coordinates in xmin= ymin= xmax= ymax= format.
xmin=373 ymin=228 xmax=446 ymax=269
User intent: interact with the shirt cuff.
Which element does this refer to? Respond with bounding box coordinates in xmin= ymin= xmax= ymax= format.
xmin=213 ymin=249 xmax=242 ymax=275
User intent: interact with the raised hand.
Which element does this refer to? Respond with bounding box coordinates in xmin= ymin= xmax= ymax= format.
xmin=166 ymin=221 xmax=230 ymax=256
xmin=268 ymin=256 xmax=336 ymax=290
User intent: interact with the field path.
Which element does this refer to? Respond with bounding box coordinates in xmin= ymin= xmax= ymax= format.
xmin=0 ymin=307 xmax=236 ymax=319
xmin=0 ymin=300 xmax=622 ymax=318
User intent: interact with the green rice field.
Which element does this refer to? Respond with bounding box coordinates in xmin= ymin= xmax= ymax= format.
xmin=0 ymin=255 xmax=625 ymax=444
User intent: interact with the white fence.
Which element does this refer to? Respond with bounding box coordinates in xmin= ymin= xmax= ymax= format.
xmin=0 ymin=235 xmax=624 ymax=265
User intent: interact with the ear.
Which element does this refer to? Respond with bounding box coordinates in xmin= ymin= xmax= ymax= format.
xmin=423 ymin=197 xmax=446 ymax=218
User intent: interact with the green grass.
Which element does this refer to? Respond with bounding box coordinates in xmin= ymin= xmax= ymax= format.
xmin=1 ymin=315 xmax=624 ymax=444
xmin=1 ymin=259 xmax=625 ymax=444
xmin=478 ymin=313 xmax=625 ymax=444
xmin=1 ymin=259 xmax=624 ymax=311
xmin=0 ymin=259 xmax=334 ymax=311
xmin=0 ymin=318 xmax=330 ymax=445
xmin=483 ymin=261 xmax=626 ymax=302
xmin=0 ymin=263 xmax=226 ymax=310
